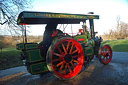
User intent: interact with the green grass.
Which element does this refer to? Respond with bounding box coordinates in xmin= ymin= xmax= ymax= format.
xmin=0 ymin=47 xmax=23 ymax=70
xmin=101 ymin=39 xmax=128 ymax=52
xmin=1 ymin=47 xmax=20 ymax=53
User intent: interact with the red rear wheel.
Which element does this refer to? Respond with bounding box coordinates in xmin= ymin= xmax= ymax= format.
xmin=99 ymin=45 xmax=112 ymax=65
xmin=46 ymin=37 xmax=84 ymax=79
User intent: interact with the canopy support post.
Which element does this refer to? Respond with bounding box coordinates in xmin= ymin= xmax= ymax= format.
xmin=89 ymin=19 xmax=95 ymax=39
xmin=24 ymin=25 xmax=27 ymax=43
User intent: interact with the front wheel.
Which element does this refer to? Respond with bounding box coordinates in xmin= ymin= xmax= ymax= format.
xmin=99 ymin=45 xmax=112 ymax=65
xmin=46 ymin=37 xmax=84 ymax=79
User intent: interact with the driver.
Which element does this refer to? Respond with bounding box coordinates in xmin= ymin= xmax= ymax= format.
xmin=82 ymin=24 xmax=90 ymax=39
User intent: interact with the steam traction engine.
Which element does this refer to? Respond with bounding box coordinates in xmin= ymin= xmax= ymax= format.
xmin=16 ymin=11 xmax=112 ymax=79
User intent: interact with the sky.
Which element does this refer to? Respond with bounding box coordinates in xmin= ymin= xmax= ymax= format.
xmin=27 ymin=0 xmax=128 ymax=35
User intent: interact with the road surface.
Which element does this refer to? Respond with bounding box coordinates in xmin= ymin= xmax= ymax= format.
xmin=0 ymin=52 xmax=128 ymax=85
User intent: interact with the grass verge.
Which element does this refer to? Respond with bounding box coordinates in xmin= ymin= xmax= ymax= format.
xmin=0 ymin=47 xmax=23 ymax=70
xmin=101 ymin=39 xmax=128 ymax=52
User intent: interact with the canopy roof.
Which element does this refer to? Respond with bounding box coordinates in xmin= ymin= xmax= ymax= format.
xmin=17 ymin=11 xmax=99 ymax=25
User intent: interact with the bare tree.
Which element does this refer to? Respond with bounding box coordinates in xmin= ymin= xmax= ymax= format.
xmin=116 ymin=16 xmax=120 ymax=34
xmin=120 ymin=22 xmax=128 ymax=39
xmin=0 ymin=0 xmax=33 ymax=35
xmin=103 ymin=16 xmax=128 ymax=40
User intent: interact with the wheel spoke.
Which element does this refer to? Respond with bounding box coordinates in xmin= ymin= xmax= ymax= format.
xmin=53 ymin=53 xmax=63 ymax=57
xmin=56 ymin=61 xmax=64 ymax=67
xmin=72 ymin=55 xmax=78 ymax=58
xmin=68 ymin=65 xmax=72 ymax=73
xmin=106 ymin=56 xmax=109 ymax=61
xmin=52 ymin=58 xmax=60 ymax=62
xmin=108 ymin=49 xmax=110 ymax=53
xmin=59 ymin=63 xmax=64 ymax=74
xmin=73 ymin=60 xmax=78 ymax=63
xmin=70 ymin=61 xmax=75 ymax=69
xmin=69 ymin=44 xmax=73 ymax=54
xmin=101 ymin=51 xmax=103 ymax=54
xmin=105 ymin=48 xmax=107 ymax=51
xmin=104 ymin=57 xmax=106 ymax=61
xmin=66 ymin=42 xmax=70 ymax=51
xmin=62 ymin=43 xmax=67 ymax=54
xmin=71 ymin=49 xmax=78 ymax=55
xmin=57 ymin=47 xmax=63 ymax=54
xmin=102 ymin=52 xmax=105 ymax=56
xmin=105 ymin=57 xmax=107 ymax=61
xmin=102 ymin=56 xmax=105 ymax=60
xmin=63 ymin=63 xmax=68 ymax=74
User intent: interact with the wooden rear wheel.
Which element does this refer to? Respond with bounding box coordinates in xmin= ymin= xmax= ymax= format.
xmin=46 ymin=37 xmax=84 ymax=79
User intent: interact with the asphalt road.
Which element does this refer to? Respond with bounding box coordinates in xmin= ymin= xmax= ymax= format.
xmin=0 ymin=52 xmax=128 ymax=85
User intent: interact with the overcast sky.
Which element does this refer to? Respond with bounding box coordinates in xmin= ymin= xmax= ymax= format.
xmin=28 ymin=0 xmax=128 ymax=35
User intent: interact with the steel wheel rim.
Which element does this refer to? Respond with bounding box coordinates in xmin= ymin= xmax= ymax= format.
xmin=100 ymin=45 xmax=112 ymax=64
xmin=51 ymin=38 xmax=84 ymax=79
